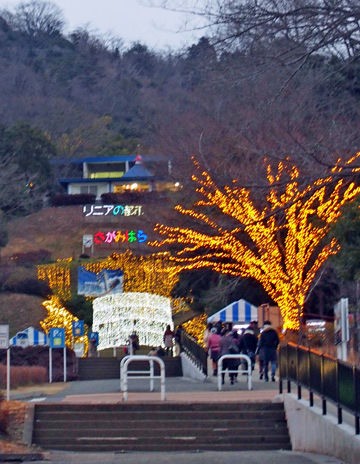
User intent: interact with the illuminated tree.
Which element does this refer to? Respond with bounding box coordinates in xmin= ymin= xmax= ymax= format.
xmin=41 ymin=295 xmax=88 ymax=354
xmin=152 ymin=155 xmax=360 ymax=331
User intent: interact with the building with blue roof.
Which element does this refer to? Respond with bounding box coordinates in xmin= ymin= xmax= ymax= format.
xmin=58 ymin=154 xmax=178 ymax=199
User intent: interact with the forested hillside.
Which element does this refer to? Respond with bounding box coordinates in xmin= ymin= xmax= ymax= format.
xmin=2 ymin=1 xmax=360 ymax=331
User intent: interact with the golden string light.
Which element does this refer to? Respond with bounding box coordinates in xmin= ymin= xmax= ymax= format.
xmin=92 ymin=292 xmax=174 ymax=349
xmin=37 ymin=251 xmax=188 ymax=351
xmin=40 ymin=295 xmax=89 ymax=354
xmin=152 ymin=155 xmax=360 ymax=331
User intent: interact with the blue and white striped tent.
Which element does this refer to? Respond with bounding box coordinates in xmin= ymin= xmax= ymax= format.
xmin=207 ymin=299 xmax=258 ymax=324
xmin=10 ymin=326 xmax=48 ymax=347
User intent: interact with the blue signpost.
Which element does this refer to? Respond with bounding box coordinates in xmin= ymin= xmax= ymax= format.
xmin=89 ymin=331 xmax=99 ymax=346
xmin=72 ymin=320 xmax=85 ymax=358
xmin=72 ymin=320 xmax=85 ymax=337
xmin=49 ymin=328 xmax=66 ymax=383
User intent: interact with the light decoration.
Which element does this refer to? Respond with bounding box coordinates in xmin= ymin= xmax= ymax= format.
xmin=92 ymin=292 xmax=173 ymax=349
xmin=37 ymin=252 xmax=188 ymax=350
xmin=93 ymin=230 xmax=147 ymax=244
xmin=37 ymin=258 xmax=72 ymax=301
xmin=40 ymin=295 xmax=89 ymax=354
xmin=81 ymin=250 xmax=179 ymax=297
xmin=182 ymin=313 xmax=208 ymax=347
xmin=152 ymin=155 xmax=360 ymax=332
xmin=83 ymin=204 xmax=143 ymax=217
xmin=37 ymin=251 xmax=179 ymax=298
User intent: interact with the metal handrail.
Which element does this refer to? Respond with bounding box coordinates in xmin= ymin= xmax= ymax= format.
xmin=217 ymin=354 xmax=252 ymax=391
xmin=279 ymin=342 xmax=360 ymax=434
xmin=120 ymin=355 xmax=166 ymax=401
xmin=181 ymin=331 xmax=208 ymax=376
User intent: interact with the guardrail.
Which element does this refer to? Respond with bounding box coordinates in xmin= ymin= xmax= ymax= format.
xmin=279 ymin=342 xmax=360 ymax=434
xmin=217 ymin=354 xmax=252 ymax=391
xmin=120 ymin=355 xmax=166 ymax=401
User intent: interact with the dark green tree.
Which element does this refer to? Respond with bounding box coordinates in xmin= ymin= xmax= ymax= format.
xmin=0 ymin=122 xmax=57 ymax=216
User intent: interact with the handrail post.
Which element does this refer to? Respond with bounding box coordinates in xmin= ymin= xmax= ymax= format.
xmin=217 ymin=354 xmax=252 ymax=391
xmin=150 ymin=358 xmax=154 ymax=392
xmin=120 ymin=355 xmax=166 ymax=401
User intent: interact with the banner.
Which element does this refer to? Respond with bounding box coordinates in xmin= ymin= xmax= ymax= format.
xmin=78 ymin=267 xmax=124 ymax=296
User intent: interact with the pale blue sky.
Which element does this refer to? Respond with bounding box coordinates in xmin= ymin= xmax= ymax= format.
xmin=0 ymin=0 xmax=208 ymax=50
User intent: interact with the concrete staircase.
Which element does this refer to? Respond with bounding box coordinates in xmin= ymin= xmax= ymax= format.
xmin=77 ymin=356 xmax=183 ymax=380
xmin=32 ymin=402 xmax=291 ymax=452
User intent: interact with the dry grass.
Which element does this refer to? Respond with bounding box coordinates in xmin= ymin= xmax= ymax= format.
xmin=0 ymin=365 xmax=47 ymax=389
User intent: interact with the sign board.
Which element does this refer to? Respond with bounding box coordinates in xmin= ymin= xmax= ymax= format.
xmin=0 ymin=324 xmax=9 ymax=349
xmin=72 ymin=320 xmax=85 ymax=337
xmin=78 ymin=267 xmax=123 ymax=296
xmin=82 ymin=234 xmax=93 ymax=247
xmin=73 ymin=342 xmax=85 ymax=358
xmin=49 ymin=327 xmax=65 ymax=349
xmin=89 ymin=331 xmax=99 ymax=347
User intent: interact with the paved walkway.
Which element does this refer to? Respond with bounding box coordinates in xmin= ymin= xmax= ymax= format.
xmin=7 ymin=372 xmax=348 ymax=464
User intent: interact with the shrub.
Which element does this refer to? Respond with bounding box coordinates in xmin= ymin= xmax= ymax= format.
xmin=2 ymin=267 xmax=51 ymax=297
xmin=50 ymin=193 xmax=96 ymax=206
xmin=0 ymin=402 xmax=8 ymax=434
xmin=8 ymin=249 xmax=52 ymax=266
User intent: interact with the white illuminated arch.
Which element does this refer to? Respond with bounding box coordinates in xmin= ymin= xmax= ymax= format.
xmin=92 ymin=292 xmax=173 ymax=350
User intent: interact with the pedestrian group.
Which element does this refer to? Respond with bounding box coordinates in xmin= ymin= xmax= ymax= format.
xmin=205 ymin=320 xmax=280 ymax=384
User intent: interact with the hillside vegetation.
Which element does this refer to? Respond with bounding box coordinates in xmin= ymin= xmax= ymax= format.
xmin=1 ymin=1 xmax=360 ymax=334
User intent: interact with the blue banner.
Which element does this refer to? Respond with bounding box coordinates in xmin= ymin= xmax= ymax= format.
xmin=77 ymin=267 xmax=124 ymax=296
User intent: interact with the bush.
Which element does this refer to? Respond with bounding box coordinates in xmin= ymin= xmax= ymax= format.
xmin=8 ymin=249 xmax=52 ymax=266
xmin=2 ymin=267 xmax=51 ymax=297
xmin=50 ymin=193 xmax=96 ymax=206
xmin=0 ymin=401 xmax=8 ymax=434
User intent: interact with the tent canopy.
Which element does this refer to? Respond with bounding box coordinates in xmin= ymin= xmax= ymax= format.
xmin=207 ymin=299 xmax=258 ymax=324
xmin=10 ymin=326 xmax=48 ymax=347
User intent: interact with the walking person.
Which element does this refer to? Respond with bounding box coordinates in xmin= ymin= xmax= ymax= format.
xmin=257 ymin=320 xmax=280 ymax=382
xmin=163 ymin=324 xmax=174 ymax=356
xmin=219 ymin=329 xmax=239 ymax=385
xmin=207 ymin=327 xmax=222 ymax=376
xmin=173 ymin=324 xmax=184 ymax=356
xmin=239 ymin=326 xmax=258 ymax=371
xmin=203 ymin=322 xmax=213 ymax=346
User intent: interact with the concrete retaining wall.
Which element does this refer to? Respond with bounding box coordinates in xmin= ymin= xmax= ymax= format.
xmin=284 ymin=393 xmax=360 ymax=464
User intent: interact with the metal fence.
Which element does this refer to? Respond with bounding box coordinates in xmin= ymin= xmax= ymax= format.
xmin=181 ymin=331 xmax=208 ymax=376
xmin=279 ymin=342 xmax=360 ymax=434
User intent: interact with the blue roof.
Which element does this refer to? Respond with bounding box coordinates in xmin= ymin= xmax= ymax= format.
xmin=81 ymin=155 xmax=137 ymax=163
xmin=121 ymin=164 xmax=154 ymax=179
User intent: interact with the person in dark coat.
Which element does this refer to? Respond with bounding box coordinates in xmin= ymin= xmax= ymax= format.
xmin=219 ymin=329 xmax=240 ymax=385
xmin=257 ymin=320 xmax=279 ymax=382
xmin=239 ymin=327 xmax=258 ymax=371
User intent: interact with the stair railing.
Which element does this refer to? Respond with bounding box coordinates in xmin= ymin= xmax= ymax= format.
xmin=181 ymin=331 xmax=208 ymax=376
xmin=279 ymin=342 xmax=360 ymax=434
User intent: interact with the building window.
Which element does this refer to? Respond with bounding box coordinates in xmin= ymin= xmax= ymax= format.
xmin=80 ymin=186 xmax=98 ymax=195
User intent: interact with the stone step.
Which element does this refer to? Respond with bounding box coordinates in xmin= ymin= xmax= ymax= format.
xmin=34 ymin=401 xmax=284 ymax=412
xmin=34 ymin=417 xmax=288 ymax=430
xmin=32 ymin=401 xmax=291 ymax=452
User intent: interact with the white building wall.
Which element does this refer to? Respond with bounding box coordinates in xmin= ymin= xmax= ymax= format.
xmin=67 ymin=183 xmax=112 ymax=199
